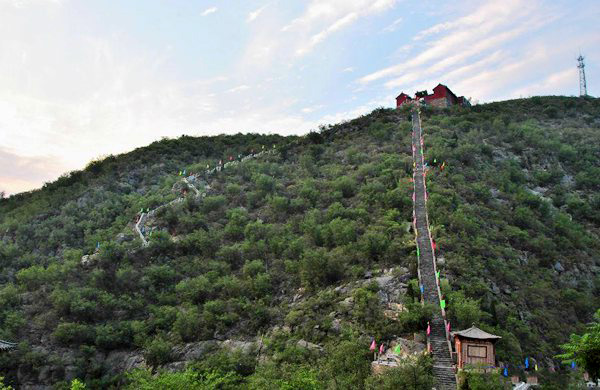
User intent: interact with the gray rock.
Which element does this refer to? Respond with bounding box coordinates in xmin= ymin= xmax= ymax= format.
xmin=331 ymin=319 xmax=342 ymax=334
xmin=375 ymin=275 xmax=394 ymax=289
xmin=554 ymin=261 xmax=565 ymax=273
xmin=222 ymin=340 xmax=255 ymax=354
xmin=104 ymin=350 xmax=146 ymax=377
xmin=64 ymin=365 xmax=79 ymax=382
xmin=164 ymin=361 xmax=187 ymax=372
xmin=297 ymin=339 xmax=324 ymax=353
xmin=172 ymin=340 xmax=219 ymax=361
xmin=116 ymin=233 xmax=133 ymax=243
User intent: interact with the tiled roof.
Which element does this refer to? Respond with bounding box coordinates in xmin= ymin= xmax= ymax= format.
xmin=452 ymin=326 xmax=501 ymax=340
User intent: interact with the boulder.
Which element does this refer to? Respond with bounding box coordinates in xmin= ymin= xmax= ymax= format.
xmin=116 ymin=233 xmax=133 ymax=243
xmin=554 ymin=261 xmax=565 ymax=273
xmin=104 ymin=350 xmax=146 ymax=377
xmin=172 ymin=340 xmax=219 ymax=361
xmin=296 ymin=339 xmax=324 ymax=353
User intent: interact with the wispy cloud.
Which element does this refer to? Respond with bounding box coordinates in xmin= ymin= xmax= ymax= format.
xmin=342 ymin=67 xmax=354 ymax=72
xmin=247 ymin=4 xmax=269 ymax=23
xmin=382 ymin=17 xmax=403 ymax=32
xmin=201 ymin=6 xmax=217 ymax=16
xmin=226 ymin=84 xmax=250 ymax=93
xmin=359 ymin=0 xmax=556 ymax=93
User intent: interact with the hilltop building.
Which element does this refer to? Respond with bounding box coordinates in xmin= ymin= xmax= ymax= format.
xmin=396 ymin=84 xmax=470 ymax=108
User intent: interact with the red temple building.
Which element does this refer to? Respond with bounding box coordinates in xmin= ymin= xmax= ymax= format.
xmin=396 ymin=84 xmax=470 ymax=108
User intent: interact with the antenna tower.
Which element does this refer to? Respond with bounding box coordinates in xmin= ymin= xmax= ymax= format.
xmin=577 ymin=54 xmax=587 ymax=97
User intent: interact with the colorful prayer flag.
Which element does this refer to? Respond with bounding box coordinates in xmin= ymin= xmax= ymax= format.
xmin=446 ymin=322 xmax=451 ymax=332
xmin=525 ymin=357 xmax=529 ymax=369
xmin=436 ymin=271 xmax=440 ymax=279
xmin=420 ymin=284 xmax=424 ymax=294
xmin=426 ymin=322 xmax=431 ymax=336
xmin=394 ymin=345 xmax=402 ymax=354
xmin=379 ymin=344 xmax=384 ymax=355
xmin=535 ymin=364 xmax=538 ymax=371
xmin=440 ymin=300 xmax=446 ymax=309
xmin=503 ymin=367 xmax=508 ymax=377
xmin=416 ymin=247 xmax=420 ymax=257
xmin=370 ymin=340 xmax=376 ymax=352
xmin=571 ymin=361 xmax=576 ymax=369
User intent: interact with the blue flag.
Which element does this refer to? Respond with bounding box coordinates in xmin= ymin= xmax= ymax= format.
xmin=571 ymin=361 xmax=576 ymax=369
xmin=503 ymin=367 xmax=508 ymax=377
xmin=420 ymin=284 xmax=424 ymax=294
xmin=96 ymin=242 xmax=100 ymax=249
xmin=525 ymin=357 xmax=529 ymax=369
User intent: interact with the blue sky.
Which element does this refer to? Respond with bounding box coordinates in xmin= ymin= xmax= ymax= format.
xmin=1 ymin=0 xmax=599 ymax=195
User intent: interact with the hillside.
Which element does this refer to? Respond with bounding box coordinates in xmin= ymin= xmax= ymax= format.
xmin=0 ymin=96 xmax=599 ymax=389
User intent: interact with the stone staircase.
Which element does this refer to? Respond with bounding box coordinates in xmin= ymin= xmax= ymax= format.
xmin=411 ymin=108 xmax=457 ymax=390
xmin=133 ymin=147 xmax=277 ymax=246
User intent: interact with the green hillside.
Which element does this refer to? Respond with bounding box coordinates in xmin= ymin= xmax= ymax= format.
xmin=0 ymin=96 xmax=599 ymax=389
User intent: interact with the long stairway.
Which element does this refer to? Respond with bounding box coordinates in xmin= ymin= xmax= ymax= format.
xmin=411 ymin=108 xmax=457 ymax=390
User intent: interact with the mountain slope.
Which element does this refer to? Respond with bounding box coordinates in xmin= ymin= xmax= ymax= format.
xmin=0 ymin=96 xmax=599 ymax=388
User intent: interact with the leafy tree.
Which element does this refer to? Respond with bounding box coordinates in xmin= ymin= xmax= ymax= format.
xmin=557 ymin=309 xmax=600 ymax=380
xmin=321 ymin=339 xmax=372 ymax=389
xmin=365 ymin=355 xmax=434 ymax=390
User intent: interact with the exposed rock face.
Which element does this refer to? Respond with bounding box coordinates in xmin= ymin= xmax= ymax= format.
xmin=104 ymin=350 xmax=147 ymax=377
xmin=296 ymin=339 xmax=324 ymax=353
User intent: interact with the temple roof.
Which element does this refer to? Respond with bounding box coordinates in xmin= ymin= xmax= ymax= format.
xmin=452 ymin=326 xmax=501 ymax=340
xmin=0 ymin=340 xmax=17 ymax=351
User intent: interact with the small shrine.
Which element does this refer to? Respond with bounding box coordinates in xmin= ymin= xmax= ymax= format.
xmin=452 ymin=325 xmax=501 ymax=369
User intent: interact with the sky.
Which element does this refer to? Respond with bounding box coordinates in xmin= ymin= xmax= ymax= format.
xmin=1 ymin=0 xmax=599 ymax=195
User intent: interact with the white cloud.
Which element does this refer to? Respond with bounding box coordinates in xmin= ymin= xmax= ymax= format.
xmin=247 ymin=4 xmax=269 ymax=22
xmin=226 ymin=84 xmax=250 ymax=93
xmin=301 ymin=104 xmax=324 ymax=113
xmin=359 ymin=0 xmax=554 ymax=87
xmin=342 ymin=67 xmax=354 ymax=72
xmin=382 ymin=17 xmax=403 ymax=32
xmin=201 ymin=6 xmax=217 ymax=16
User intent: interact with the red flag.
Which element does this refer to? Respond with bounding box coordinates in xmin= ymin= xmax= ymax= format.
xmin=432 ymin=240 xmax=437 ymax=250
xmin=370 ymin=340 xmax=376 ymax=352
xmin=229 ymin=156 xmax=233 ymax=161
xmin=426 ymin=322 xmax=431 ymax=336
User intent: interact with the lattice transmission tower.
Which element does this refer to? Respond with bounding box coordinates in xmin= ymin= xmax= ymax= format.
xmin=577 ymin=54 xmax=587 ymax=97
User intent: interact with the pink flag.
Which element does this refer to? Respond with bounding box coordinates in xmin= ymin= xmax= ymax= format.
xmin=426 ymin=322 xmax=431 ymax=336
xmin=370 ymin=340 xmax=376 ymax=352
xmin=433 ymin=241 xmax=437 ymax=250
xmin=379 ymin=343 xmax=384 ymax=355
xmin=447 ymin=322 xmax=451 ymax=332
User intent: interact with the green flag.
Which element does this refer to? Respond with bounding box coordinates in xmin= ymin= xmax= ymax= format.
xmin=440 ymin=300 xmax=446 ymax=309
xmin=394 ymin=345 xmax=402 ymax=354
xmin=436 ymin=271 xmax=440 ymax=279
xmin=416 ymin=247 xmax=420 ymax=257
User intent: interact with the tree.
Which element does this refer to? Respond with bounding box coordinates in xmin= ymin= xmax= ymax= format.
xmin=365 ymin=355 xmax=434 ymax=390
xmin=458 ymin=368 xmax=509 ymax=390
xmin=557 ymin=309 xmax=600 ymax=381
xmin=323 ymin=339 xmax=372 ymax=389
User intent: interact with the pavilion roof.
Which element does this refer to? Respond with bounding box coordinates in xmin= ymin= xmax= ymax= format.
xmin=452 ymin=326 xmax=501 ymax=340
